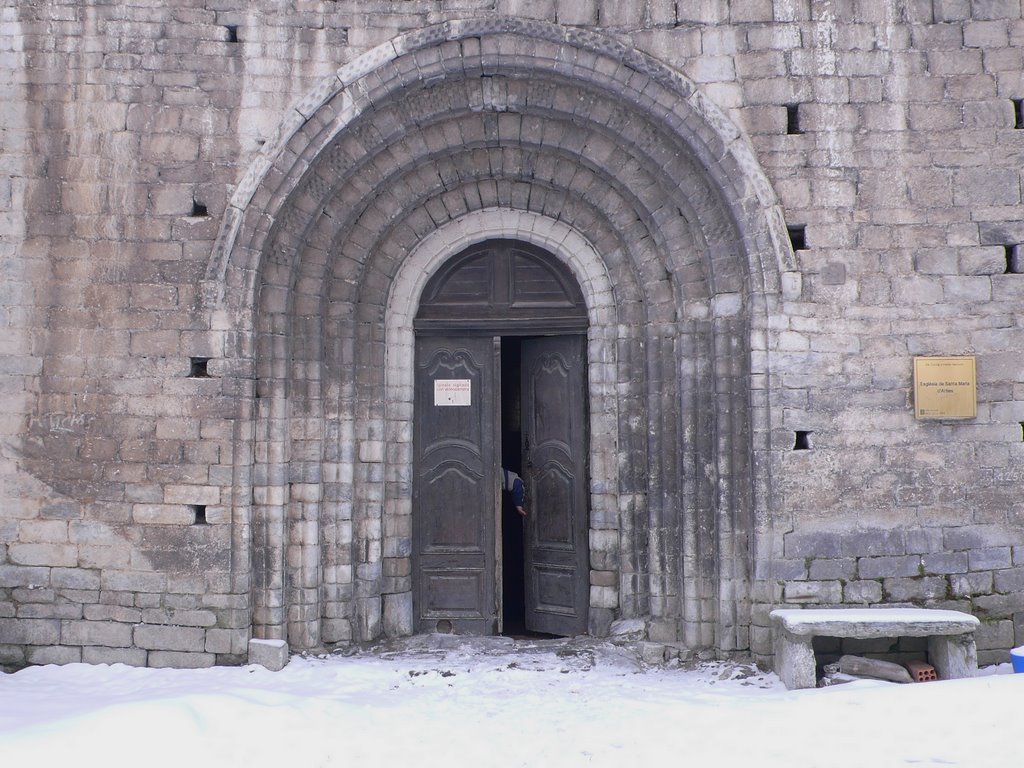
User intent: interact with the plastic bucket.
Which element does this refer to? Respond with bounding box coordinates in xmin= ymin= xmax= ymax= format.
xmin=1011 ymin=646 xmax=1024 ymax=673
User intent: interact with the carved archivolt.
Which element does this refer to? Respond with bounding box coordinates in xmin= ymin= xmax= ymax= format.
xmin=207 ymin=18 xmax=786 ymax=651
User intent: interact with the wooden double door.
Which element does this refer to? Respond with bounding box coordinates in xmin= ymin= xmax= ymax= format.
xmin=413 ymin=334 xmax=589 ymax=636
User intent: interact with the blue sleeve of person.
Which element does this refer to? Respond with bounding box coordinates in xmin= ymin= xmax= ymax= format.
xmin=502 ymin=468 xmax=525 ymax=508
xmin=511 ymin=477 xmax=525 ymax=508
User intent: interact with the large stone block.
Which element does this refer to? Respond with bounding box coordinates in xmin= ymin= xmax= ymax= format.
xmin=0 ymin=619 xmax=60 ymax=645
xmin=149 ymin=651 xmax=215 ymax=669
xmin=858 ymin=555 xmax=921 ymax=579
xmin=248 ymin=638 xmax=289 ymax=671
xmin=0 ymin=566 xmax=50 ymax=588
xmin=78 ymin=548 xmax=132 ymax=573
xmin=808 ymin=558 xmax=856 ymax=580
xmin=882 ymin=576 xmax=948 ymax=602
xmin=26 ymin=645 xmax=81 ymax=666
xmin=61 ymin=619 xmax=133 ymax=648
xmin=382 ymin=591 xmax=413 ymax=637
xmin=969 ymin=547 xmax=1012 ymax=571
xmin=753 ymin=558 xmax=807 ymax=580
xmin=321 ymin=618 xmax=352 ymax=644
xmin=83 ymin=646 xmax=148 ymax=666
xmin=8 ymin=543 xmax=78 ymax=568
xmin=163 ymin=485 xmax=222 ymax=505
xmin=140 ymin=608 xmax=217 ymax=627
xmin=843 ymin=580 xmax=883 ymax=604
xmin=945 ymin=526 xmax=1020 ymax=550
xmin=928 ymin=633 xmax=978 ymax=680
xmin=841 ymin=529 xmax=906 ymax=557
xmin=205 ymin=628 xmax=249 ymax=656
xmin=19 ymin=602 xmax=82 ymax=620
xmin=0 ymin=645 xmax=25 ymax=668
xmin=960 ymin=246 xmax=1008 ymax=275
xmin=784 ymin=531 xmax=842 ymax=558
xmin=50 ymin=567 xmax=101 ymax=590
xmin=101 ymin=570 xmax=168 ymax=593
xmin=922 ymin=552 xmax=968 ymax=575
xmin=783 ymin=580 xmax=842 ymax=603
xmin=132 ymin=504 xmax=195 ymax=525
xmin=133 ymin=624 xmax=206 ymax=652
xmin=933 ymin=0 xmax=970 ymax=22
xmin=975 ymin=619 xmax=1014 ymax=650
xmin=993 ymin=566 xmax=1024 ymax=594
xmin=590 ymin=585 xmax=618 ymax=609
xmin=773 ymin=628 xmax=817 ymax=690
xmin=17 ymin=519 xmax=69 ymax=542
xmin=950 ymin=571 xmax=993 ymax=597
xmin=84 ymin=604 xmax=143 ymax=623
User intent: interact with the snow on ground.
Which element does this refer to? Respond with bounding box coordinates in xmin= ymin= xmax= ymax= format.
xmin=0 ymin=635 xmax=1019 ymax=768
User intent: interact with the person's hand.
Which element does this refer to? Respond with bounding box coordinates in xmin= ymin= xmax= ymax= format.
xmin=516 ymin=506 xmax=527 ymax=517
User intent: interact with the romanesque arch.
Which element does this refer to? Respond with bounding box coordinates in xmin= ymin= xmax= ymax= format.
xmin=205 ymin=17 xmax=793 ymax=652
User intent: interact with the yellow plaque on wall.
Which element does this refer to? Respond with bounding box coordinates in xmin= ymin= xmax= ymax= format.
xmin=913 ymin=356 xmax=977 ymax=420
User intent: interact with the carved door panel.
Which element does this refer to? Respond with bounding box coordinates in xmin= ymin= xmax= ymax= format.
xmin=521 ymin=335 xmax=589 ymax=635
xmin=413 ymin=336 xmax=500 ymax=634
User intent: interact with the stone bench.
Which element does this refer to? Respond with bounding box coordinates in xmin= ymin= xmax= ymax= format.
xmin=770 ymin=608 xmax=980 ymax=690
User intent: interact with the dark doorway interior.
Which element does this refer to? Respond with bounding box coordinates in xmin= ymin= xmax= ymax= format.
xmin=518 ymin=334 xmax=590 ymax=637
xmin=500 ymin=336 xmax=527 ymax=634
xmin=501 ymin=335 xmax=583 ymax=639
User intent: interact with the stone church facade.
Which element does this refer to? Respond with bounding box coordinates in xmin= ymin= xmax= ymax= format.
xmin=2 ymin=0 xmax=1024 ymax=670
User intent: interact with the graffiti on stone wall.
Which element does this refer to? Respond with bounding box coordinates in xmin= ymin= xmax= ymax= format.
xmin=27 ymin=411 xmax=96 ymax=434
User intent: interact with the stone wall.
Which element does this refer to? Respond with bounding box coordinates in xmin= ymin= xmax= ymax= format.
xmin=1 ymin=0 xmax=1023 ymax=669
xmin=735 ymin=0 xmax=1024 ymax=667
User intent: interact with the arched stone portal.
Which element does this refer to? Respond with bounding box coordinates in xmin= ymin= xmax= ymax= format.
xmin=205 ymin=18 xmax=793 ymax=653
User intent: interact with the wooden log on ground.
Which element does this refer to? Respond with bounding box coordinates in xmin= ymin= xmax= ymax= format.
xmin=837 ymin=655 xmax=913 ymax=684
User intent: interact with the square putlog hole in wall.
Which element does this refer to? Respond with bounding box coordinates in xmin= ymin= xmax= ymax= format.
xmin=788 ymin=225 xmax=807 ymax=252
xmin=1013 ymin=98 xmax=1023 ymax=129
xmin=189 ymin=357 xmax=211 ymax=378
xmin=192 ymin=505 xmax=208 ymax=525
xmin=786 ymin=103 xmax=803 ymax=135
xmin=1004 ymin=245 xmax=1022 ymax=274
xmin=793 ymin=431 xmax=812 ymax=450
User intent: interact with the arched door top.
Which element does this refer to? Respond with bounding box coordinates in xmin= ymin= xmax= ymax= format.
xmin=416 ymin=239 xmax=587 ymax=334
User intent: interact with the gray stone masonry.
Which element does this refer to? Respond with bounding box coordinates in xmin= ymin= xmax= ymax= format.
xmin=2 ymin=1 xmax=1024 ymax=670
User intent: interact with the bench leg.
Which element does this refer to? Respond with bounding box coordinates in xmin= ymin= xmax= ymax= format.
xmin=774 ymin=628 xmax=817 ymax=690
xmin=928 ymin=633 xmax=977 ymax=680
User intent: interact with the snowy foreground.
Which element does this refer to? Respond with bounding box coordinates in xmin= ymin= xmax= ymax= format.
xmin=1 ymin=635 xmax=1020 ymax=768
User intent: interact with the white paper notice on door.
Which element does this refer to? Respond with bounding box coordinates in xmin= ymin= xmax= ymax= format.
xmin=434 ymin=379 xmax=471 ymax=406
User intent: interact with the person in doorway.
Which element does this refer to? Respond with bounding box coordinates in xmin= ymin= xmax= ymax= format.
xmin=502 ymin=468 xmax=527 ymax=516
